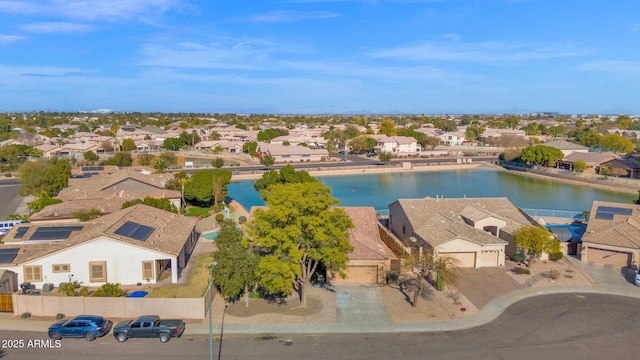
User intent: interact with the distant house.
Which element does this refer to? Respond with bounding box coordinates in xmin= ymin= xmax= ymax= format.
xmin=0 ymin=204 xmax=199 ymax=287
xmin=600 ymin=155 xmax=640 ymax=178
xmin=581 ymin=201 xmax=640 ymax=267
xmin=195 ymin=140 xmax=244 ymax=153
xmin=371 ymin=135 xmax=421 ymax=154
xmin=544 ymin=140 xmax=589 ymax=157
xmin=388 ymin=197 xmax=539 ymax=267
xmin=559 ymin=152 xmax=617 ymax=173
xmin=258 ymin=143 xmax=329 ymax=163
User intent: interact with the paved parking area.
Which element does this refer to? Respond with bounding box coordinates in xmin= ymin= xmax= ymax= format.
xmin=455 ymin=267 xmax=523 ymax=309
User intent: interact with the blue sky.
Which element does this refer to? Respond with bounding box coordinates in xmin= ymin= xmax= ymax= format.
xmin=1 ymin=0 xmax=639 ymax=114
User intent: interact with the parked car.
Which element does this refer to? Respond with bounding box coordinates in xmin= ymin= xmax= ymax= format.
xmin=113 ymin=315 xmax=185 ymax=343
xmin=635 ymin=268 xmax=640 ymax=286
xmin=48 ymin=315 xmax=113 ymax=341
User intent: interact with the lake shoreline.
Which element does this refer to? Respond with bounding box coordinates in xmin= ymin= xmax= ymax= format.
xmin=231 ymin=161 xmax=638 ymax=196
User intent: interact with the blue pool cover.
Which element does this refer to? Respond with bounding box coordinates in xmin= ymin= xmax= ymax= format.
xmin=126 ymin=290 xmax=149 ymax=298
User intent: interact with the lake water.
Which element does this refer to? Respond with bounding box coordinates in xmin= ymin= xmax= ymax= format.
xmin=227 ymin=169 xmax=636 ymax=213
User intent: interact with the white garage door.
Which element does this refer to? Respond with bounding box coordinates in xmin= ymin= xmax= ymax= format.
xmin=440 ymin=252 xmax=476 ymax=268
xmin=587 ymin=248 xmax=631 ymax=267
xmin=478 ymin=250 xmax=499 ymax=267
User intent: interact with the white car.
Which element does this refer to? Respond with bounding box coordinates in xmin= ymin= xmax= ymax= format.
xmin=635 ymin=268 xmax=640 ymax=286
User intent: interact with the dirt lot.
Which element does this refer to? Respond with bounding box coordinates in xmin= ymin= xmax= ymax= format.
xmin=503 ymin=257 xmax=595 ymax=288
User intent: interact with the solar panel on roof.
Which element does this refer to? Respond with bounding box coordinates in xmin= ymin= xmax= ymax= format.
xmin=595 ymin=211 xmax=614 ymax=220
xmin=114 ymin=221 xmax=155 ymax=241
xmin=597 ymin=206 xmax=633 ymax=216
xmin=28 ymin=226 xmax=83 ymax=241
xmin=0 ymin=248 xmax=19 ymax=263
xmin=81 ymin=166 xmax=104 ymax=172
xmin=14 ymin=227 xmax=28 ymax=239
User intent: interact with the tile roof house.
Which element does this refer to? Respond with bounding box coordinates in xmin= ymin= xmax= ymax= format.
xmin=0 ymin=204 xmax=199 ymax=287
xmin=560 ymin=152 xmax=617 ymax=173
xmin=388 ymin=197 xmax=539 ymax=267
xmin=333 ymin=207 xmax=397 ymax=284
xmin=580 ymin=201 xmax=640 ymax=268
xmin=258 ymin=142 xmax=329 ymax=163
xmin=543 ymin=140 xmax=590 ymax=156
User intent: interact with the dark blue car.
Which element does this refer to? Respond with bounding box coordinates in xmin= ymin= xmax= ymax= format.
xmin=48 ymin=315 xmax=113 ymax=341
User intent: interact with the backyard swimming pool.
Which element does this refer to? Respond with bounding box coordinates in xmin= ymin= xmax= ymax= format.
xmin=546 ymin=223 xmax=586 ymax=242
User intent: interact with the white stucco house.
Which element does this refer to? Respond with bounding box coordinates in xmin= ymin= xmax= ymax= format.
xmin=0 ymin=204 xmax=198 ymax=289
xmin=371 ymin=135 xmax=421 ymax=154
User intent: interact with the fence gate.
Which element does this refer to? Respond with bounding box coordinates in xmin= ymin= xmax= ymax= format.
xmin=0 ymin=294 xmax=13 ymax=312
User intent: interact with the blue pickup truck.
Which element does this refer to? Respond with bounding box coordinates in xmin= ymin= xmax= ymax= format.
xmin=113 ymin=315 xmax=185 ymax=343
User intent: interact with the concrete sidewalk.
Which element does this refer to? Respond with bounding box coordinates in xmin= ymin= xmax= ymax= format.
xmin=3 ymin=259 xmax=640 ymax=336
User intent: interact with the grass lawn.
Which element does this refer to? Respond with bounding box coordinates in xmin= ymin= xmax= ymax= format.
xmin=148 ymin=253 xmax=212 ymax=298
xmin=184 ymin=206 xmax=214 ymax=218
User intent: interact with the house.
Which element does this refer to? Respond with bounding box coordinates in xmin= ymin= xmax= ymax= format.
xmin=559 ymin=152 xmax=617 ymax=173
xmin=600 ymin=155 xmax=640 ymax=178
xmin=388 ymin=197 xmax=539 ymax=267
xmin=0 ymin=204 xmax=199 ymax=288
xmin=258 ymin=143 xmax=329 ymax=163
xmin=195 ymin=140 xmax=244 ymax=153
xmin=580 ymin=201 xmax=640 ymax=268
xmin=544 ymin=140 xmax=589 ymax=157
xmin=371 ymin=135 xmax=421 ymax=154
xmin=332 ymin=207 xmax=397 ymax=284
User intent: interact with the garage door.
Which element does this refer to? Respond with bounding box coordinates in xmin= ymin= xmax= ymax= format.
xmin=440 ymin=252 xmax=476 ymax=267
xmin=478 ymin=250 xmax=499 ymax=267
xmin=587 ymin=248 xmax=631 ymax=267
xmin=339 ymin=266 xmax=380 ymax=284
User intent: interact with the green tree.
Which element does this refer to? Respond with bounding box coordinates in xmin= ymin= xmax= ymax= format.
xmin=378 ymin=151 xmax=394 ymax=162
xmin=211 ymin=220 xmax=259 ymax=306
xmin=27 ymin=192 xmax=62 ymax=211
xmin=634 ymin=190 xmax=640 ymax=205
xmin=573 ymin=159 xmax=587 ymax=172
xmin=83 ymin=151 xmax=100 ymax=164
xmin=17 ymin=158 xmax=71 ymax=196
xmin=465 ymin=124 xmax=485 ymax=142
xmin=378 ymin=118 xmax=397 ymax=136
xmin=422 ymin=136 xmax=440 ymax=150
xmin=211 ymin=157 xmax=224 ymax=168
xmin=163 ymin=137 xmax=186 ymax=151
xmin=104 ymin=152 xmax=133 ymax=166
xmin=254 ymin=165 xmax=318 ymax=193
xmin=249 ymin=181 xmax=354 ymax=307
xmin=514 ymin=225 xmax=559 ymax=267
xmin=184 ymin=169 xmax=232 ymax=207
xmin=260 ymin=154 xmax=275 ymax=167
xmin=599 ymin=134 xmax=634 ymax=154
xmin=121 ymin=138 xmax=136 ymax=151
xmin=122 ymin=197 xmax=178 ymax=213
xmin=520 ymin=145 xmax=563 ymax=166
xmin=153 ymin=158 xmax=170 ymax=173
xmin=242 ymin=141 xmax=258 ymax=156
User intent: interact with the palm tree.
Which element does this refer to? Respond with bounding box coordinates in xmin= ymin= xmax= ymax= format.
xmin=153 ymin=159 xmax=169 ymax=174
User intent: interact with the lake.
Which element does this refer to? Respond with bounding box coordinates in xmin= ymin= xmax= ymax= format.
xmin=227 ymin=169 xmax=636 ymax=213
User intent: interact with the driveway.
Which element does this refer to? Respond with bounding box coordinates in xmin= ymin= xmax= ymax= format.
xmin=455 ymin=267 xmax=523 ymax=309
xmin=335 ymin=285 xmax=387 ymax=324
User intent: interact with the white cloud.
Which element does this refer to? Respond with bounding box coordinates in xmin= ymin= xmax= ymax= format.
xmin=0 ymin=35 xmax=25 ymax=44
xmin=21 ymin=22 xmax=95 ymax=34
xmin=580 ymin=60 xmax=640 ymax=76
xmin=369 ymin=40 xmax=584 ymax=62
xmin=238 ymin=10 xmax=340 ymax=23
xmin=0 ymin=0 xmax=183 ymax=21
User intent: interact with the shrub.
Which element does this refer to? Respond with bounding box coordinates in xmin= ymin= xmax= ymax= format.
xmin=93 ymin=283 xmax=126 ymax=297
xmin=21 ymin=312 xmax=31 ymax=318
xmin=510 ymin=250 xmax=525 ymax=263
xmin=386 ymin=270 xmax=399 ymax=284
xmin=58 ymin=281 xmax=81 ymax=296
xmin=238 ymin=216 xmax=247 ymax=224
xmin=446 ymin=290 xmax=461 ymax=305
xmin=56 ymin=313 xmax=65 ymax=320
xmin=546 ymin=269 xmax=560 ymax=280
xmin=548 ymin=251 xmax=563 ymax=261
xmin=215 ymin=213 xmax=224 ymax=222
xmin=511 ymin=267 xmax=531 ymax=275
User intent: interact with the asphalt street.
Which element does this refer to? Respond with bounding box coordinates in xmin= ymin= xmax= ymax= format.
xmin=0 ymin=179 xmax=22 ymax=219
xmin=1 ymin=293 xmax=637 ymax=360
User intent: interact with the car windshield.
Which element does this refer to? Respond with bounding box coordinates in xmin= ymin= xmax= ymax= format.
xmin=95 ymin=318 xmax=106 ymax=326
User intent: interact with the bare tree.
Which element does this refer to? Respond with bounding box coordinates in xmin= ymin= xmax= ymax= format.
xmin=401 ymin=250 xmax=458 ymax=307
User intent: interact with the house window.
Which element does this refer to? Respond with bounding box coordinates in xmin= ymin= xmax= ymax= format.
xmin=402 ymin=225 xmax=406 ymax=235
xmin=142 ymin=261 xmax=154 ymax=281
xmin=24 ymin=265 xmax=43 ymax=282
xmin=89 ymin=261 xmax=107 ymax=282
xmin=52 ymin=264 xmax=70 ymax=273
